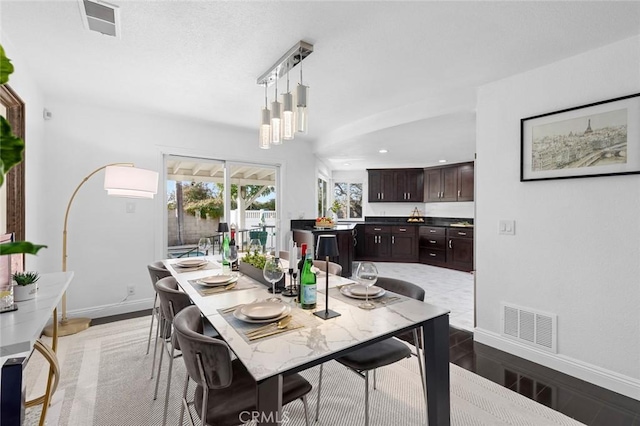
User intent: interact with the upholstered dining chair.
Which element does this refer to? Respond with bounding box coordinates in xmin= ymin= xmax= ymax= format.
xmin=293 ymin=230 xmax=315 ymax=255
xmin=147 ymin=262 xmax=173 ymax=378
xmin=315 ymin=276 xmax=426 ymax=426
xmin=278 ymin=250 xmax=290 ymax=260
xmin=312 ymin=260 xmax=342 ymax=276
xmin=173 ymin=306 xmax=313 ymax=426
xmin=154 ymin=276 xmax=195 ymax=426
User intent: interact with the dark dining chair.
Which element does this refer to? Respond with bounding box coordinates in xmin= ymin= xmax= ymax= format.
xmin=312 ymin=260 xmax=342 ymax=276
xmin=147 ymin=262 xmax=173 ymax=379
xmin=315 ymin=276 xmax=426 ymax=426
xmin=173 ymin=306 xmax=312 ymax=426
xmin=293 ymin=229 xmax=315 ymax=255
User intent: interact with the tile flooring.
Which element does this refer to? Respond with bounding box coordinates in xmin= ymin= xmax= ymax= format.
xmin=373 ymin=262 xmax=474 ymax=330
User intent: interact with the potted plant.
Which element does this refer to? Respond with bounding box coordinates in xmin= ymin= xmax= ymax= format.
xmin=12 ymin=271 xmax=39 ymax=301
xmin=329 ymin=200 xmax=342 ymax=220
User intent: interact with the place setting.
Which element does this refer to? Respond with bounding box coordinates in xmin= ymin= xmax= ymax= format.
xmin=170 ymin=258 xmax=219 ymax=273
xmin=188 ymin=273 xmax=257 ymax=296
xmin=219 ymin=300 xmax=313 ymax=342
xmin=331 ymin=262 xmax=405 ymax=309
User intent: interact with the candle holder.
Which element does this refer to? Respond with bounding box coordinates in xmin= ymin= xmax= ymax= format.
xmin=282 ymin=268 xmax=299 ymax=297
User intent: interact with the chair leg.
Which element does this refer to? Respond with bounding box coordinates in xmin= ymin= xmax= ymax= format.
xmin=373 ymin=368 xmax=377 ymax=390
xmin=179 ymin=373 xmax=189 ymax=426
xmin=161 ymin=337 xmax=176 ymax=426
xmin=151 ymin=314 xmax=162 ymax=379
xmin=146 ymin=293 xmax=158 ymax=355
xmin=154 ymin=320 xmax=168 ymax=400
xmin=364 ymin=371 xmax=370 ymax=426
xmin=302 ymin=395 xmax=310 ymax=426
xmin=413 ymin=328 xmax=427 ymax=406
xmin=201 ymin=386 xmax=209 ymax=426
xmin=315 ymin=364 xmax=323 ymax=422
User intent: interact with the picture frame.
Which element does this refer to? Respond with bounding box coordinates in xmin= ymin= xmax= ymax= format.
xmin=520 ymin=93 xmax=640 ymax=182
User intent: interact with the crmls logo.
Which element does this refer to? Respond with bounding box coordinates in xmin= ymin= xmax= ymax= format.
xmin=239 ymin=411 xmax=291 ymax=423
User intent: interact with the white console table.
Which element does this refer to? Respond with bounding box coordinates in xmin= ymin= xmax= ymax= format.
xmin=1 ymin=271 xmax=74 ymax=426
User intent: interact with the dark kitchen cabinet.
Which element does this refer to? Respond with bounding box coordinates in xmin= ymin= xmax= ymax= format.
xmin=364 ymin=225 xmax=391 ymax=259
xmin=390 ymin=226 xmax=418 ymax=261
xmin=312 ymin=229 xmax=355 ymax=277
xmin=424 ymin=162 xmax=474 ymax=203
xmin=419 ymin=226 xmax=447 ymax=267
xmin=368 ymin=168 xmax=424 ymax=202
xmin=446 ymin=227 xmax=474 ymax=272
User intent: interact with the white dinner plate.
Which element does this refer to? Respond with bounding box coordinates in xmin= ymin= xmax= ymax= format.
xmin=234 ymin=305 xmax=292 ymax=324
xmin=175 ymin=259 xmax=208 ymax=268
xmin=348 ymin=285 xmax=383 ymax=297
xmin=240 ymin=301 xmax=287 ymax=320
xmin=199 ymin=274 xmax=234 ymax=285
xmin=340 ymin=285 xmax=386 ymax=300
xmin=197 ymin=276 xmax=238 ymax=288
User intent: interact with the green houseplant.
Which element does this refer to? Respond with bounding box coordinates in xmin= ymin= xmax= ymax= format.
xmin=12 ymin=271 xmax=39 ymax=301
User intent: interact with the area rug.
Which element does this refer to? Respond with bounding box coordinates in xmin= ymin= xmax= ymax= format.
xmin=23 ymin=316 xmax=583 ymax=425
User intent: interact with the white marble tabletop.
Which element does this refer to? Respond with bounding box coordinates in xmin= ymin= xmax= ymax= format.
xmin=0 ymin=271 xmax=74 ymax=357
xmin=164 ymin=256 xmax=449 ymax=382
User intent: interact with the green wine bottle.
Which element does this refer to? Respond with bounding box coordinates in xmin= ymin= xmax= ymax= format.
xmin=300 ymin=248 xmax=317 ymax=309
xmin=222 ymin=234 xmax=230 ymax=273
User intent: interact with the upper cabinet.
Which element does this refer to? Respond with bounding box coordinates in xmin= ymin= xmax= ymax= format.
xmin=424 ymin=162 xmax=474 ymax=203
xmin=368 ymin=169 xmax=424 ymax=203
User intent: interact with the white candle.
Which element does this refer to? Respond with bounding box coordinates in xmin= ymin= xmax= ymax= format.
xmin=291 ymin=242 xmax=298 ymax=272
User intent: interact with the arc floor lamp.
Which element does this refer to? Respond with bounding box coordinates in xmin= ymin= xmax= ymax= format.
xmin=43 ymin=163 xmax=158 ymax=337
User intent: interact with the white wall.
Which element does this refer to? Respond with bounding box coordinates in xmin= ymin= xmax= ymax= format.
xmin=332 ymin=169 xmax=474 ymax=219
xmin=475 ymin=35 xmax=640 ymax=399
xmin=27 ymin=97 xmax=316 ymax=318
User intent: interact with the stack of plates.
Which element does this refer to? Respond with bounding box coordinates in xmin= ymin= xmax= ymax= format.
xmin=196 ymin=274 xmax=238 ymax=287
xmin=340 ymin=284 xmax=385 ymax=300
xmin=234 ymin=301 xmax=291 ymax=323
xmin=175 ymin=259 xmax=208 ymax=269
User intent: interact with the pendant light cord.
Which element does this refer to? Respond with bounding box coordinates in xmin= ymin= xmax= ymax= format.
xmin=264 ymin=82 xmax=268 ymax=108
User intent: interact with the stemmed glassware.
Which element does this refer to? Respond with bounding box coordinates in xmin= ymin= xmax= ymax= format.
xmin=198 ymin=237 xmax=212 ymax=257
xmin=249 ymin=238 xmax=263 ymax=254
xmin=228 ymin=245 xmax=238 ymax=275
xmin=355 ymin=262 xmax=378 ymax=310
xmin=263 ymin=256 xmax=284 ymax=301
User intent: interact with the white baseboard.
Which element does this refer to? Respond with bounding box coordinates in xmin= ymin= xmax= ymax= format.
xmin=474 ymin=327 xmax=640 ymax=401
xmin=67 ymin=297 xmax=154 ymax=320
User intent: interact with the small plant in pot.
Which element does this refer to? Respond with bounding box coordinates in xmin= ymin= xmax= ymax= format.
xmin=12 ymin=271 xmax=39 ymax=301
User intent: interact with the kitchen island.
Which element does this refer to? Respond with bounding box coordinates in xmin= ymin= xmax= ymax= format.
xmin=290 ymin=220 xmax=356 ymax=277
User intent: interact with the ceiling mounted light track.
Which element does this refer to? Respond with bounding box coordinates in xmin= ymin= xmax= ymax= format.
xmin=257 ymin=40 xmax=313 ymax=148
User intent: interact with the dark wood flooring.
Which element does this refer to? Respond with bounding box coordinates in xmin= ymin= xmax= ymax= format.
xmin=93 ymin=311 xmax=639 ymax=424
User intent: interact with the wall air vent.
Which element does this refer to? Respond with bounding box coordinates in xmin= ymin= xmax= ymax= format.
xmin=79 ymin=0 xmax=121 ymax=38
xmin=501 ymin=303 xmax=557 ymax=353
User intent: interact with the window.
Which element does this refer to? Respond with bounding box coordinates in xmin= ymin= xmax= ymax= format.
xmin=334 ymin=182 xmax=363 ymax=219
xmin=317 ymin=177 xmax=328 ymax=217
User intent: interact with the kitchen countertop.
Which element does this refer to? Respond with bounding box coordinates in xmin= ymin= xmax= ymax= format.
xmin=292 ymin=217 xmax=474 ymax=230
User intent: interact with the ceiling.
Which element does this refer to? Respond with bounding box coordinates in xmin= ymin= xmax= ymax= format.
xmin=2 ymin=1 xmax=640 ymax=171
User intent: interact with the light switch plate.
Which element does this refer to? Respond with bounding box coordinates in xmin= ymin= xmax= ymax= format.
xmin=126 ymin=201 xmax=136 ymax=214
xmin=499 ymin=220 xmax=515 ymax=235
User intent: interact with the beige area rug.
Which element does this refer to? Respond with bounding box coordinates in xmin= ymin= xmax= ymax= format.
xmin=23 ymin=316 xmax=584 ymax=425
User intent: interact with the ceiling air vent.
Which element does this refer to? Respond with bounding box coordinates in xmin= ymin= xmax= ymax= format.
xmin=79 ymin=0 xmax=120 ymax=38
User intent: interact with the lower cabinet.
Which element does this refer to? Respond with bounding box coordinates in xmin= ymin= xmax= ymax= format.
xmin=359 ymin=225 xmax=418 ymax=262
xmin=420 ymin=226 xmax=473 ymax=272
xmin=390 ymin=226 xmax=418 ymax=261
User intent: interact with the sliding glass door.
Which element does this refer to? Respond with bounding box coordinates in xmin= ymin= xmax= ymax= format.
xmin=164 ymin=155 xmax=279 ymax=257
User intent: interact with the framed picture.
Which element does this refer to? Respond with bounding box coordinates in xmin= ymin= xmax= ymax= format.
xmin=520 ymin=93 xmax=640 ymax=182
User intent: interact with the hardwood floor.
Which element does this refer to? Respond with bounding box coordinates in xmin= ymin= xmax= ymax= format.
xmin=93 ymin=311 xmax=639 ymax=424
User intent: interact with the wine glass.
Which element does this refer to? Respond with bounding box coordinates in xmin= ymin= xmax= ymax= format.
xmin=249 ymin=238 xmax=263 ymax=254
xmin=355 ymin=262 xmax=378 ymax=310
xmin=198 ymin=237 xmax=211 ymax=257
xmin=263 ymin=256 xmax=284 ymax=301
xmin=228 ymin=245 xmax=238 ymax=275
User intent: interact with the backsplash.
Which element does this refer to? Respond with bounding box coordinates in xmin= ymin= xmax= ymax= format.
xmin=366 ymin=201 xmax=474 ymax=219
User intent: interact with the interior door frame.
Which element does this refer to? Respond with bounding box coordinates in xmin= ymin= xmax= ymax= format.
xmin=0 ymin=84 xmax=26 ymax=242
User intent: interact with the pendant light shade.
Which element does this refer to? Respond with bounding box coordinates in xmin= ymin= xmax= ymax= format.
xmin=282 ymin=92 xmax=295 ymax=140
xmin=296 ymin=83 xmax=309 ymax=134
xmin=271 ymin=99 xmax=283 ymax=145
xmin=259 ymin=107 xmax=271 ymax=149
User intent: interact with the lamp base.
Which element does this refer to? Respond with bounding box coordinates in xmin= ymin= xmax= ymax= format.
xmin=313 ymin=309 xmax=341 ymax=320
xmin=42 ymin=317 xmax=91 ymax=337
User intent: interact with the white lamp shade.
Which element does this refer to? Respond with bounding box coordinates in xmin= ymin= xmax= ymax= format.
xmin=104 ymin=166 xmax=158 ymax=199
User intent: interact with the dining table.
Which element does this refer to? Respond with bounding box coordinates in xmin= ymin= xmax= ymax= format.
xmin=164 ymin=256 xmax=451 ymax=425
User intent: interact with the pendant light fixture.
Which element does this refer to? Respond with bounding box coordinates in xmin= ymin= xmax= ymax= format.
xmin=271 ymin=78 xmax=283 ymax=145
xmin=296 ymin=47 xmax=309 ymax=134
xmin=256 ymin=40 xmax=313 ymax=148
xmin=259 ymin=82 xmax=271 ymax=149
xmin=282 ymin=59 xmax=295 ymax=140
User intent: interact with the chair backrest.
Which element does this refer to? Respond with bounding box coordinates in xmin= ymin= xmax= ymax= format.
xmin=312 ymin=260 xmax=342 ymax=276
xmin=278 ymin=250 xmax=290 ymax=261
xmin=293 ymin=230 xmax=315 ymax=255
xmin=173 ymin=306 xmax=233 ymax=390
xmin=154 ymin=276 xmax=192 ymax=322
xmin=148 ymin=261 xmax=172 ymax=286
xmin=375 ymin=277 xmax=425 ymax=301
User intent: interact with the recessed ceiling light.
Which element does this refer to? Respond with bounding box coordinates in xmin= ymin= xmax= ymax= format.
xmin=344 ymin=163 xmax=351 ymax=166
xmin=379 ymin=149 xmax=388 ymax=154
xmin=438 ymin=159 xmax=447 ymax=163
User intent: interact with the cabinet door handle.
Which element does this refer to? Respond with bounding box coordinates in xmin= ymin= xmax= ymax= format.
xmin=458 ymin=190 xmax=461 ymax=197
xmin=392 ymin=236 xmax=395 ymax=244
xmin=449 ymin=240 xmax=452 ymax=249
xmin=381 ymin=192 xmax=384 ymax=200
xmin=408 ymin=193 xmax=411 ymax=199
xmin=429 ymin=230 xmax=436 ymax=233
xmin=458 ymin=232 xmax=467 ymax=236
xmin=429 ymin=240 xmax=436 ymax=244
xmin=399 ymin=228 xmax=406 ymax=232
xmin=374 ymin=227 xmax=381 ymax=231
xmin=430 ymin=253 xmax=436 ymax=257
